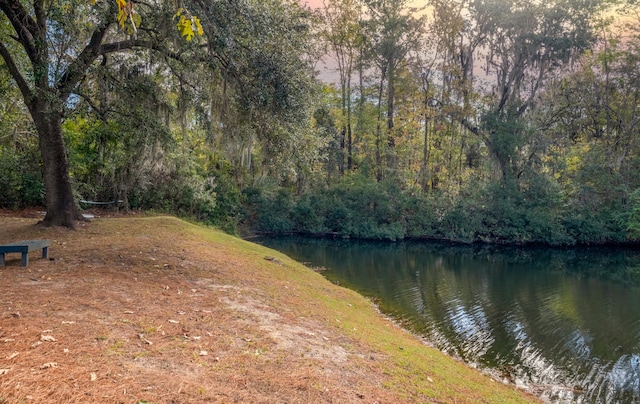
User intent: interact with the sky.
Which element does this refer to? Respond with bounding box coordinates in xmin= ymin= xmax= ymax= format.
xmin=303 ymin=0 xmax=429 ymax=10
xmin=303 ymin=0 xmax=430 ymax=82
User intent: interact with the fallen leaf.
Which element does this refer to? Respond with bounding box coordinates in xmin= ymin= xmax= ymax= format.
xmin=138 ymin=334 xmax=153 ymax=345
xmin=40 ymin=362 xmax=58 ymax=369
xmin=168 ymin=319 xmax=179 ymax=324
xmin=124 ymin=310 xmax=134 ymax=314
xmin=40 ymin=335 xmax=56 ymax=342
xmin=90 ymin=372 xmax=97 ymax=381
xmin=192 ymin=336 xmax=201 ymax=340
xmin=199 ymin=350 xmax=208 ymax=356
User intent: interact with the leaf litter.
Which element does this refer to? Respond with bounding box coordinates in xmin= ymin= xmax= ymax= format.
xmin=0 ymin=213 xmax=537 ymax=403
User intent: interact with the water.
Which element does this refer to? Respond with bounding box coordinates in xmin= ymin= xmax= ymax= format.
xmin=254 ymin=237 xmax=640 ymax=403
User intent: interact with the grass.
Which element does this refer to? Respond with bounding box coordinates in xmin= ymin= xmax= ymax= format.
xmin=0 ymin=213 xmax=539 ymax=403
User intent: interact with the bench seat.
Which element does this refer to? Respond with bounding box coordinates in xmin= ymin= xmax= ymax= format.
xmin=0 ymin=240 xmax=50 ymax=267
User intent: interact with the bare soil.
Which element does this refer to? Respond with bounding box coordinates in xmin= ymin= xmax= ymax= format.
xmin=0 ymin=211 xmax=537 ymax=403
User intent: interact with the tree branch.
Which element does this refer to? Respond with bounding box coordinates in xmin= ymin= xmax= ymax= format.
xmin=0 ymin=41 xmax=34 ymax=111
xmin=56 ymin=24 xmax=112 ymax=101
xmin=34 ymin=0 xmax=46 ymax=35
xmin=0 ymin=0 xmax=42 ymax=65
xmin=459 ymin=117 xmax=480 ymax=136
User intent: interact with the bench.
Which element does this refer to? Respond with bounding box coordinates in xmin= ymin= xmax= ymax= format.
xmin=0 ymin=240 xmax=50 ymax=267
xmin=79 ymin=199 xmax=124 ymax=208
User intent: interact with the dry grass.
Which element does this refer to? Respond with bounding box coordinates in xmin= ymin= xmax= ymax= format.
xmin=0 ymin=212 xmax=539 ymax=403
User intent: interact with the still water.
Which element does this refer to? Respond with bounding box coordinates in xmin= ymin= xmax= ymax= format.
xmin=255 ymin=237 xmax=640 ymax=403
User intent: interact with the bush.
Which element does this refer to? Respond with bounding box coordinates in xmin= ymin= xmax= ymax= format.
xmin=401 ymin=194 xmax=437 ymax=238
xmin=0 ymin=146 xmax=44 ymax=209
xmin=242 ymin=187 xmax=295 ymax=233
xmin=292 ymin=194 xmax=326 ymax=234
xmin=239 ymin=172 xmax=634 ymax=245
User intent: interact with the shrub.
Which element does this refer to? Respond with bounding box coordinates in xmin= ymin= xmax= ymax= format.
xmin=242 ymin=187 xmax=295 ymax=233
xmin=0 ymin=146 xmax=44 ymax=209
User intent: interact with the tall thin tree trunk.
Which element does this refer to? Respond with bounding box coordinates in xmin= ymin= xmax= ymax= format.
xmin=386 ymin=62 xmax=397 ymax=173
xmin=375 ymin=67 xmax=387 ymax=182
xmin=346 ymin=74 xmax=353 ymax=171
xmin=421 ymin=116 xmax=431 ymax=192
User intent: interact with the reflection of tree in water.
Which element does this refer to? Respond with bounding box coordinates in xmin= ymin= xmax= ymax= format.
xmin=255 ymin=236 xmax=640 ymax=402
xmin=427 ymin=243 xmax=640 ymax=287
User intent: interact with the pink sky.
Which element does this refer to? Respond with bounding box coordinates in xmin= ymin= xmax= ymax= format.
xmin=303 ymin=0 xmax=321 ymax=8
xmin=303 ymin=0 xmax=428 ymax=9
xmin=305 ymin=0 xmax=429 ymax=83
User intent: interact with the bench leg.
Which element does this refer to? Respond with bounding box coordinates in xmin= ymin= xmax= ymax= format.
xmin=0 ymin=253 xmax=4 ymax=267
xmin=42 ymin=246 xmax=49 ymax=259
xmin=21 ymin=252 xmax=29 ymax=267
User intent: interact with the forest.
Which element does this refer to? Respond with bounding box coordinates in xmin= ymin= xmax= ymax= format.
xmin=2 ymin=0 xmax=640 ymax=245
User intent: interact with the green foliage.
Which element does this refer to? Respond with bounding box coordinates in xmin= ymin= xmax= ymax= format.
xmin=401 ymin=194 xmax=438 ymax=238
xmin=0 ymin=0 xmax=637 ymax=246
xmin=0 ymin=145 xmax=44 ymax=209
xmin=626 ymin=189 xmax=640 ymax=240
xmin=201 ymin=163 xmax=243 ymax=234
xmin=242 ymin=186 xmax=295 ymax=233
xmin=240 ymin=170 xmax=632 ymax=245
xmin=0 ymin=146 xmax=44 ymax=209
xmin=242 ymin=176 xmax=406 ymax=240
xmin=291 ymin=194 xmax=327 ymax=234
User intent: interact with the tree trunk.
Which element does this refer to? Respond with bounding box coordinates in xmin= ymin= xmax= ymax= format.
xmin=346 ymin=74 xmax=353 ymax=171
xmin=386 ymin=62 xmax=397 ymax=172
xmin=421 ymin=116 xmax=430 ymax=192
xmin=375 ymin=67 xmax=386 ymax=182
xmin=32 ymin=102 xmax=83 ymax=229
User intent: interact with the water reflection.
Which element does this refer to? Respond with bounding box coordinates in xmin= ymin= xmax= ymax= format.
xmin=255 ymin=237 xmax=640 ymax=403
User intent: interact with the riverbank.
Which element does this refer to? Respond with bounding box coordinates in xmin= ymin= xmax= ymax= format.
xmin=0 ymin=214 xmax=537 ymax=402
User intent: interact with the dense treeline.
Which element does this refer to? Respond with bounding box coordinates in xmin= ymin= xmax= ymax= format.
xmin=2 ymin=0 xmax=640 ymax=245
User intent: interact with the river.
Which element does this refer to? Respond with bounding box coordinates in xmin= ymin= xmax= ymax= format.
xmin=255 ymin=237 xmax=640 ymax=403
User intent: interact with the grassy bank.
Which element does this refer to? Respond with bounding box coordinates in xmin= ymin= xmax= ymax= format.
xmin=0 ymin=214 xmax=538 ymax=403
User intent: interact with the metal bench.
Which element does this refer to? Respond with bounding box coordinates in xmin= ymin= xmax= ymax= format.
xmin=0 ymin=240 xmax=50 ymax=267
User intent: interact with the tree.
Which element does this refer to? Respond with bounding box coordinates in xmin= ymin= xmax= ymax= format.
xmin=0 ymin=0 xmax=175 ymax=227
xmin=432 ymin=0 xmax=605 ymax=185
xmin=321 ymin=0 xmax=363 ymax=174
xmin=0 ymin=0 xmax=317 ymax=228
xmin=535 ymin=22 xmax=640 ymax=224
xmin=362 ymin=0 xmax=424 ymax=180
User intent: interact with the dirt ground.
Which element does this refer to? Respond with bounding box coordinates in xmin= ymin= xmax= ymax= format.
xmin=0 ymin=211 xmax=410 ymax=403
xmin=0 ymin=210 xmax=536 ymax=403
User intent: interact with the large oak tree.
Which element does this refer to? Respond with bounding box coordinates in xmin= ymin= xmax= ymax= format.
xmin=0 ymin=0 xmax=316 ymax=228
